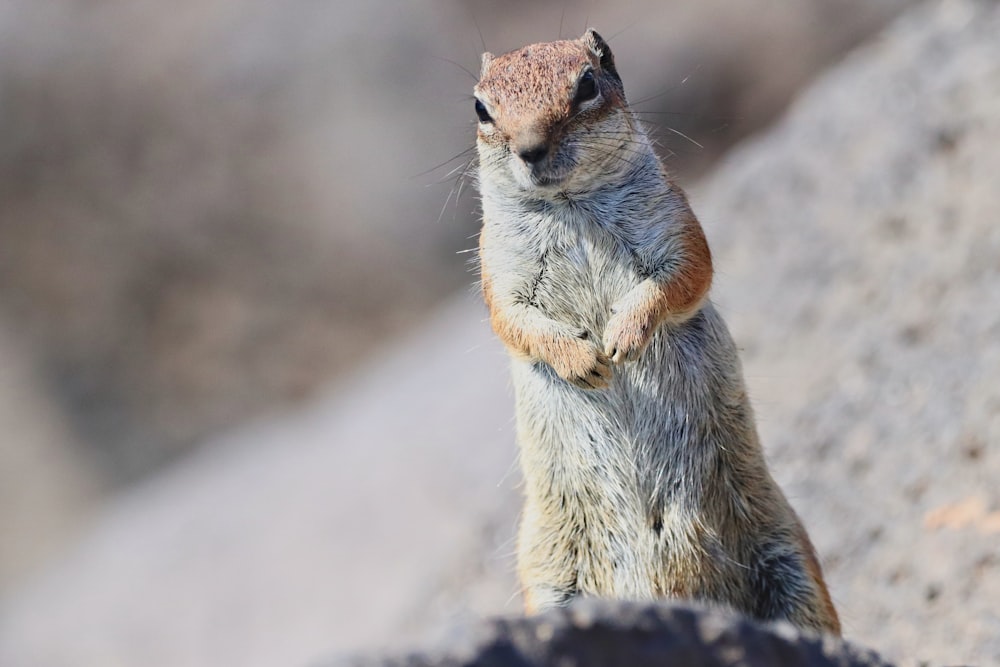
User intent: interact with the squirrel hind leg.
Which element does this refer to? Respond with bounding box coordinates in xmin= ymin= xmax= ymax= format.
xmin=799 ymin=543 xmax=842 ymax=635
xmin=749 ymin=542 xmax=841 ymax=636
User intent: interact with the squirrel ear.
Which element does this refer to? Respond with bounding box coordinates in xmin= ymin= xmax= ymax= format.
xmin=480 ymin=52 xmax=494 ymax=79
xmin=581 ymin=28 xmax=620 ymax=84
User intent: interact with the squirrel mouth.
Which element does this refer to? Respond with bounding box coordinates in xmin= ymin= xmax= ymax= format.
xmin=531 ymin=173 xmax=565 ymax=187
xmin=527 ymin=163 xmax=572 ymax=188
xmin=507 ymin=141 xmax=578 ymax=190
xmin=511 ymin=153 xmax=574 ymax=190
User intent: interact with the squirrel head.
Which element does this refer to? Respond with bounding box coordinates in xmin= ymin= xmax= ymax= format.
xmin=474 ymin=29 xmax=637 ymax=195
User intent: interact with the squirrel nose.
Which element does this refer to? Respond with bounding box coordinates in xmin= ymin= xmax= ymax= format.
xmin=517 ymin=143 xmax=549 ymax=165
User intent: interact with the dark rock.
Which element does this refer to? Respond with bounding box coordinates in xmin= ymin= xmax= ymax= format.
xmin=338 ymin=600 xmax=892 ymax=667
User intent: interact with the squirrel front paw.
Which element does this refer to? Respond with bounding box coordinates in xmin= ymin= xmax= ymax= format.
xmin=547 ymin=332 xmax=612 ymax=390
xmin=603 ymin=305 xmax=658 ymax=364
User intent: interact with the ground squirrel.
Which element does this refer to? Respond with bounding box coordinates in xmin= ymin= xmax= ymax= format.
xmin=473 ymin=30 xmax=841 ymax=635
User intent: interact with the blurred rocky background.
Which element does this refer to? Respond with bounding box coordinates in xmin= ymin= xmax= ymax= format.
xmin=5 ymin=0 xmax=999 ymax=665
xmin=0 ymin=0 xmax=909 ymax=593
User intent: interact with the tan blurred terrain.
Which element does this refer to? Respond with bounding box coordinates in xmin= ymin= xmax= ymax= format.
xmin=12 ymin=0 xmax=1000 ymax=666
xmin=0 ymin=0 xmax=911 ymax=597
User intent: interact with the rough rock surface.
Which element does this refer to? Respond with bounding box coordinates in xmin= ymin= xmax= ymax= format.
xmin=338 ymin=600 xmax=891 ymax=667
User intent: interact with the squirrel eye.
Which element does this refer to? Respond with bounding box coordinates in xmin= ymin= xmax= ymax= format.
xmin=474 ymin=99 xmax=493 ymax=124
xmin=575 ymin=70 xmax=598 ymax=104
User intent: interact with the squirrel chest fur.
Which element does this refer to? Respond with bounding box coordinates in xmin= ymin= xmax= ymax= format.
xmin=473 ymin=30 xmax=840 ymax=635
